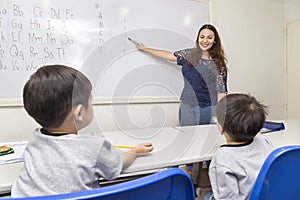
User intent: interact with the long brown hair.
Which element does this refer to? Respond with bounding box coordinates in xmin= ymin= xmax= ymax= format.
xmin=188 ymin=24 xmax=227 ymax=72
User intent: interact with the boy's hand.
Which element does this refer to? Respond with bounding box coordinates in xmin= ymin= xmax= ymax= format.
xmin=122 ymin=143 xmax=153 ymax=170
xmin=131 ymin=143 xmax=153 ymax=155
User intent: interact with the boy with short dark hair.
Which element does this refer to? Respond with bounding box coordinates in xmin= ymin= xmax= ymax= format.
xmin=12 ymin=65 xmax=153 ymax=197
xmin=203 ymin=93 xmax=273 ymax=200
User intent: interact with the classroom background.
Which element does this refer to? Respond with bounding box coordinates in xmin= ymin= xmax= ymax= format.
xmin=0 ymin=0 xmax=299 ymax=142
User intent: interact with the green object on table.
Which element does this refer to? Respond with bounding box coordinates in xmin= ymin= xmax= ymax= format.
xmin=0 ymin=145 xmax=14 ymax=156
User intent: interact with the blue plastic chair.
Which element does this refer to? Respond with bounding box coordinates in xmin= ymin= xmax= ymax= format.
xmin=249 ymin=145 xmax=300 ymax=200
xmin=6 ymin=168 xmax=195 ymax=200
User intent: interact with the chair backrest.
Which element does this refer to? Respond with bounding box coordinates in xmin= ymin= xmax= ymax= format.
xmin=8 ymin=168 xmax=195 ymax=200
xmin=249 ymin=145 xmax=300 ymax=200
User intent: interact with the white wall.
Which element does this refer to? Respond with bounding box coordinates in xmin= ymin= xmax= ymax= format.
xmin=0 ymin=105 xmax=38 ymax=142
xmin=285 ymin=0 xmax=300 ymax=24
xmin=0 ymin=97 xmax=179 ymax=142
xmin=210 ymin=0 xmax=285 ymax=119
xmin=82 ymin=97 xmax=180 ymax=133
xmin=286 ymin=21 xmax=300 ymax=119
xmin=285 ymin=0 xmax=300 ymax=119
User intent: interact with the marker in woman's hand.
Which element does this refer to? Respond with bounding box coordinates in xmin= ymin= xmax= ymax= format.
xmin=128 ymin=37 xmax=133 ymax=42
xmin=128 ymin=37 xmax=145 ymax=50
xmin=128 ymin=37 xmax=137 ymax=45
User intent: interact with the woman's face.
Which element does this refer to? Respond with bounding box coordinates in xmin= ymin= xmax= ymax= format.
xmin=197 ymin=28 xmax=215 ymax=52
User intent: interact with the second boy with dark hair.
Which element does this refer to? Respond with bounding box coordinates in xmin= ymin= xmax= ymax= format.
xmin=203 ymin=93 xmax=273 ymax=200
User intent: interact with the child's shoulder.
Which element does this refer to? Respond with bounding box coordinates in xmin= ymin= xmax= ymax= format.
xmin=75 ymin=133 xmax=110 ymax=146
xmin=254 ymin=134 xmax=273 ymax=150
xmin=255 ymin=134 xmax=272 ymax=144
xmin=214 ymin=136 xmax=272 ymax=157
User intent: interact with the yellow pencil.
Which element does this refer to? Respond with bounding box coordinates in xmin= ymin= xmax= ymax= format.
xmin=112 ymin=145 xmax=134 ymax=149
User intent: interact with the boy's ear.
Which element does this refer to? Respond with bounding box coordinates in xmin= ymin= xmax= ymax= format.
xmin=73 ymin=104 xmax=85 ymax=122
xmin=217 ymin=124 xmax=225 ymax=134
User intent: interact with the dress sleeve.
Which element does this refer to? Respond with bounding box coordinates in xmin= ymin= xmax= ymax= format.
xmin=216 ymin=66 xmax=228 ymax=93
xmin=173 ymin=48 xmax=192 ymax=66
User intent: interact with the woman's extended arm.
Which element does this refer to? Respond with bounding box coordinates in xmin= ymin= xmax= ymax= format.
xmin=133 ymin=41 xmax=177 ymax=62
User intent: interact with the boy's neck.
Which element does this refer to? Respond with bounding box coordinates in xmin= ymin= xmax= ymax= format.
xmin=44 ymin=126 xmax=77 ymax=135
xmin=40 ymin=128 xmax=77 ymax=136
xmin=224 ymin=132 xmax=249 ymax=145
xmin=226 ymin=140 xmax=248 ymax=145
xmin=44 ymin=117 xmax=79 ymax=134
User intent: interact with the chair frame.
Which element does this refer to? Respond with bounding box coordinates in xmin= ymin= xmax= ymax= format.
xmin=7 ymin=168 xmax=195 ymax=200
xmin=249 ymin=145 xmax=300 ymax=200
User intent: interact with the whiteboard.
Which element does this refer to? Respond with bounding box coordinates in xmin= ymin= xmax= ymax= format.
xmin=0 ymin=0 xmax=209 ymax=98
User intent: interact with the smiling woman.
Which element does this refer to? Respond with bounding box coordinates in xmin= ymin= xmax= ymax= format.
xmin=132 ymin=24 xmax=228 ymax=126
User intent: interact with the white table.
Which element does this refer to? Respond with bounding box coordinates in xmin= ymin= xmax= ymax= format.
xmin=262 ymin=119 xmax=300 ymax=148
xmin=102 ymin=125 xmax=224 ymax=173
xmin=1 ymin=119 xmax=299 ymax=195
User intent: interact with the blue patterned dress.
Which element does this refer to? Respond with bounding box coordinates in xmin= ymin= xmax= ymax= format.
xmin=174 ymin=48 xmax=227 ymax=125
